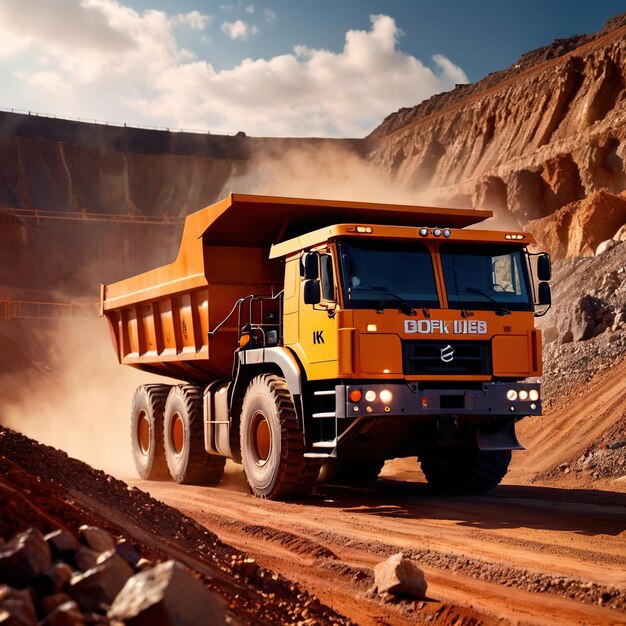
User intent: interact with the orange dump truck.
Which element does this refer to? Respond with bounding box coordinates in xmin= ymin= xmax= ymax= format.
xmin=100 ymin=194 xmax=551 ymax=499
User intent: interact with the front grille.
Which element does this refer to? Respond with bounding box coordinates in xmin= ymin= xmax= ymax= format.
xmin=403 ymin=340 xmax=491 ymax=376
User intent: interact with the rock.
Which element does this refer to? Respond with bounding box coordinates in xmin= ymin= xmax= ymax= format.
xmin=39 ymin=593 xmax=73 ymax=616
xmin=572 ymin=295 xmax=604 ymax=341
xmin=96 ymin=551 xmax=134 ymax=581
xmin=114 ymin=540 xmax=141 ymax=569
xmin=543 ymin=326 xmax=559 ymax=344
xmin=0 ymin=585 xmax=37 ymax=626
xmin=372 ymin=553 xmax=428 ymax=600
xmin=68 ymin=555 xmax=133 ymax=612
xmin=595 ymin=239 xmax=619 ymax=256
xmin=0 ymin=528 xmax=52 ymax=588
xmin=560 ymin=329 xmax=574 ymax=344
xmin=614 ymin=223 xmax=626 ymax=242
xmin=612 ymin=311 xmax=625 ymax=330
xmin=41 ymin=601 xmax=85 ymax=626
xmin=107 ymin=560 xmax=228 ymax=626
xmin=45 ymin=531 xmax=79 ymax=559
xmin=74 ymin=548 xmax=101 ymax=573
xmin=78 ymin=527 xmax=115 ymax=554
xmin=50 ymin=564 xmax=73 ymax=593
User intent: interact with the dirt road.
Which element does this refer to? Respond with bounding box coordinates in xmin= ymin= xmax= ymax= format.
xmin=139 ymin=467 xmax=626 ymax=625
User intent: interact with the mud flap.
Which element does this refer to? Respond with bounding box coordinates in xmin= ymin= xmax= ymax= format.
xmin=476 ymin=421 xmax=525 ymax=451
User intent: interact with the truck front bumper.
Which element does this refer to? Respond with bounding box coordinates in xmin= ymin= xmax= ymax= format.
xmin=336 ymin=382 xmax=542 ymax=419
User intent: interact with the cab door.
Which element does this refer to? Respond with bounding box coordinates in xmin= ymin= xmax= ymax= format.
xmin=298 ymin=250 xmax=338 ymax=378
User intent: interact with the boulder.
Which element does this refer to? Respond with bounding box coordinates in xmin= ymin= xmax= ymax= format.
xmin=78 ymin=527 xmax=115 ymax=554
xmin=44 ymin=531 xmax=79 ymax=560
xmin=595 ymin=239 xmax=620 ymax=256
xmin=0 ymin=529 xmax=52 ymax=588
xmin=41 ymin=600 xmax=85 ymax=626
xmin=373 ymin=553 xmax=428 ymax=600
xmin=572 ymin=295 xmax=604 ymax=341
xmin=74 ymin=548 xmax=100 ymax=573
xmin=39 ymin=593 xmax=73 ymax=616
xmin=68 ymin=555 xmax=133 ymax=612
xmin=107 ymin=560 xmax=228 ymax=626
xmin=114 ymin=540 xmax=141 ymax=569
xmin=0 ymin=585 xmax=37 ymax=626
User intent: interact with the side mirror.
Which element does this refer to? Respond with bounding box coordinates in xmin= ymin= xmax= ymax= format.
xmin=537 ymin=254 xmax=551 ymax=281
xmin=303 ymin=279 xmax=321 ymax=305
xmin=538 ymin=281 xmax=551 ymax=306
xmin=302 ymin=252 xmax=319 ymax=279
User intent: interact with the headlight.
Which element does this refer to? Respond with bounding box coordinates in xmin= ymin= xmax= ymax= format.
xmin=365 ymin=390 xmax=377 ymax=403
xmin=529 ymin=389 xmax=539 ymax=402
xmin=507 ymin=390 xmax=518 ymax=401
xmin=379 ymin=389 xmax=393 ymax=404
xmin=518 ymin=390 xmax=529 ymax=401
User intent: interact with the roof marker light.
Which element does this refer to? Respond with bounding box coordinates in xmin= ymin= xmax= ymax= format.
xmin=419 ymin=228 xmax=428 ymax=237
xmin=433 ymin=228 xmax=442 ymax=237
xmin=443 ymin=229 xmax=451 ymax=238
xmin=356 ymin=226 xmax=373 ymax=233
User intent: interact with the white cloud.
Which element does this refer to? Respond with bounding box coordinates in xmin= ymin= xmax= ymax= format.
xmin=0 ymin=5 xmax=468 ymax=137
xmin=221 ymin=19 xmax=259 ymax=40
xmin=245 ymin=4 xmax=255 ymax=14
xmin=264 ymin=8 xmax=277 ymax=23
xmin=172 ymin=10 xmax=211 ymax=31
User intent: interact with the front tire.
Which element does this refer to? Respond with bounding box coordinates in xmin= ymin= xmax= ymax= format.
xmin=419 ymin=445 xmax=511 ymax=494
xmin=130 ymin=384 xmax=170 ymax=480
xmin=240 ymin=374 xmax=320 ymax=499
xmin=163 ymin=385 xmax=225 ymax=485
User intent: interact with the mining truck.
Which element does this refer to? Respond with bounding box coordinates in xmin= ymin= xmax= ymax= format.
xmin=100 ymin=194 xmax=551 ymax=499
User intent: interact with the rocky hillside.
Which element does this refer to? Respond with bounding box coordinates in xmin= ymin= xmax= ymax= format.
xmin=366 ymin=13 xmax=626 ymax=239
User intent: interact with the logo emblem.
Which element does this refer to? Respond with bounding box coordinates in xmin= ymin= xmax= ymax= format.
xmin=440 ymin=344 xmax=454 ymax=363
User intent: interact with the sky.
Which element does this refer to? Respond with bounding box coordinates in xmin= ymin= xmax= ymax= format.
xmin=0 ymin=0 xmax=621 ymax=138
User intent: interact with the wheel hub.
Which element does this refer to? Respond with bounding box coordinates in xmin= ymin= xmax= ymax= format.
xmin=171 ymin=412 xmax=185 ymax=455
xmin=137 ymin=410 xmax=150 ymax=455
xmin=251 ymin=411 xmax=271 ymax=465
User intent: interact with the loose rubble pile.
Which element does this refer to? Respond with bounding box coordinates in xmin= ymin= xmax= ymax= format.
xmin=0 ymin=428 xmax=351 ymax=626
xmin=539 ymin=240 xmax=626 ymax=405
xmin=0 ymin=525 xmax=228 ymax=625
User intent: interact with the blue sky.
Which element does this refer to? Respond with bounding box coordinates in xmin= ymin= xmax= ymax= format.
xmin=0 ymin=1 xmax=621 ymax=137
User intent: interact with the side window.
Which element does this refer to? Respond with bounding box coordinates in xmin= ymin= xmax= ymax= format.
xmin=320 ymin=254 xmax=335 ymax=301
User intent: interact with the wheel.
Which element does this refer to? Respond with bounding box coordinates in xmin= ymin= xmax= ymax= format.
xmin=163 ymin=385 xmax=226 ymax=485
xmin=130 ymin=384 xmax=170 ymax=480
xmin=418 ymin=445 xmax=511 ymax=494
xmin=240 ymin=374 xmax=320 ymax=499
xmin=321 ymin=459 xmax=385 ymax=485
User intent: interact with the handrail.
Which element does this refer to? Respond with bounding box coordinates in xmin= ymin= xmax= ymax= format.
xmin=0 ymin=299 xmax=96 ymax=320
xmin=0 ymin=205 xmax=185 ymax=226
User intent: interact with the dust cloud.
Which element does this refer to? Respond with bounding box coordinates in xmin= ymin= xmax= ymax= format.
xmin=0 ymin=315 xmax=169 ymax=480
xmin=220 ymin=143 xmax=422 ymax=204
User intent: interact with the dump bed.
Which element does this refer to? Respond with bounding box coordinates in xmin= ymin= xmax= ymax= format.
xmin=100 ymin=194 xmax=491 ymax=381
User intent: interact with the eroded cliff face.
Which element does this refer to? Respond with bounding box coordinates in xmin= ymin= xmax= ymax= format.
xmin=0 ymin=113 xmax=360 ymax=293
xmin=366 ymin=14 xmax=626 ymax=246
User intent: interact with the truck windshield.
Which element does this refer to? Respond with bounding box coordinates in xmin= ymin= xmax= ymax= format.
xmin=440 ymin=243 xmax=533 ymax=312
xmin=337 ymin=240 xmax=439 ymax=309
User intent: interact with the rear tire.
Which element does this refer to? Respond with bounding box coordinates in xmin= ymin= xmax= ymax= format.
xmin=163 ymin=385 xmax=226 ymax=485
xmin=419 ymin=445 xmax=511 ymax=494
xmin=130 ymin=384 xmax=170 ymax=480
xmin=240 ymin=374 xmax=320 ymax=499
